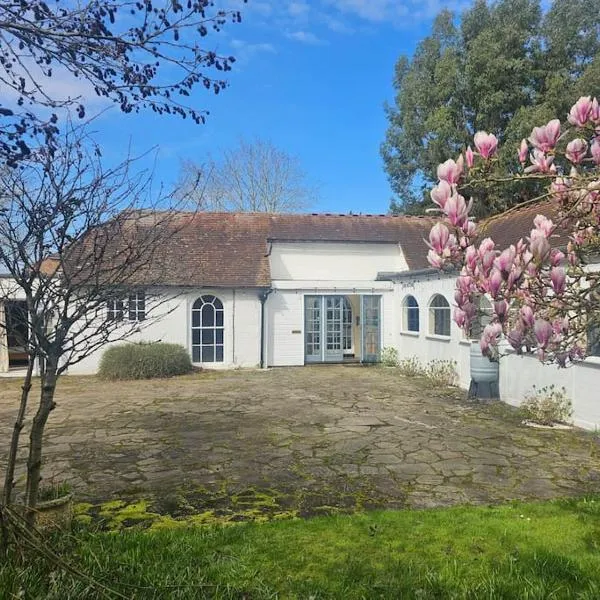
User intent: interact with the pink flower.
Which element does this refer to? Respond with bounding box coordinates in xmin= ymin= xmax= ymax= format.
xmin=474 ymin=131 xmax=498 ymax=159
xmin=427 ymin=249 xmax=443 ymax=269
xmin=530 ymin=234 xmax=551 ymax=262
xmin=494 ymin=246 xmax=516 ymax=277
xmin=533 ymin=215 xmax=554 ymax=237
xmin=592 ymin=98 xmax=600 ymax=124
xmin=591 ymin=139 xmax=600 ymax=166
xmin=566 ymin=138 xmax=588 ymax=164
xmin=525 ymin=149 xmax=555 ymax=174
xmin=550 ymin=249 xmax=565 ymax=266
xmin=437 ymin=156 xmax=464 ymax=185
xmin=507 ymin=327 xmax=524 ymax=351
xmin=488 ymin=268 xmax=503 ymax=298
xmin=550 ymin=177 xmax=571 ymax=200
xmin=534 ymin=319 xmax=553 ymax=348
xmin=465 ymin=245 xmax=478 ymax=272
xmin=520 ymin=305 xmax=534 ymax=329
xmin=518 ymin=139 xmax=529 ymax=164
xmin=444 ymin=192 xmax=471 ymax=227
xmin=453 ymin=307 xmax=467 ymax=328
xmin=494 ymin=300 xmax=508 ymax=322
xmin=528 ymin=119 xmax=561 ymax=152
xmin=481 ymin=251 xmax=496 ymax=277
xmin=461 ymin=220 xmax=477 ymax=238
xmin=507 ymin=267 xmax=523 ymax=289
xmin=430 ymin=180 xmax=452 ymax=209
xmin=428 ymin=222 xmax=451 ymax=254
xmin=568 ymin=96 xmax=593 ymax=127
xmin=550 ymin=266 xmax=566 ymax=294
xmin=466 ymin=145 xmax=474 ymax=168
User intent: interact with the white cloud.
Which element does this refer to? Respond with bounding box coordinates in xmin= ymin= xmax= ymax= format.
xmin=229 ymin=39 xmax=277 ymax=65
xmin=286 ymin=30 xmax=326 ymax=45
xmin=288 ymin=1 xmax=310 ymax=17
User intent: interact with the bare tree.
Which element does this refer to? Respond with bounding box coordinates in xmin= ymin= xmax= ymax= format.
xmin=0 ymin=0 xmax=245 ymax=166
xmin=0 ymin=125 xmax=193 ymax=525
xmin=178 ymin=137 xmax=318 ymax=212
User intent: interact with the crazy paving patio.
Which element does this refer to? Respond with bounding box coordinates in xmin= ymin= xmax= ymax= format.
xmin=1 ymin=366 xmax=599 ymax=517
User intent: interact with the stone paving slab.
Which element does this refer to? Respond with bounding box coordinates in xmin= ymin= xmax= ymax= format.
xmin=1 ymin=366 xmax=600 ymax=515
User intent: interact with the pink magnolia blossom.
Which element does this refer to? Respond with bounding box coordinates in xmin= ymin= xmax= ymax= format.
xmin=533 ymin=214 xmax=554 ymax=237
xmin=518 ymin=139 xmax=529 ymax=163
xmin=465 ymin=245 xmax=478 ymax=272
xmin=488 ymin=268 xmax=503 ymax=298
xmin=592 ymin=98 xmax=600 ymax=124
xmin=568 ymin=96 xmax=593 ymax=127
xmin=529 ymin=119 xmax=561 ymax=152
xmin=530 ymin=234 xmax=551 ymax=262
xmin=534 ymin=319 xmax=553 ymax=348
xmin=437 ymin=156 xmax=464 ymax=185
xmin=474 ymin=131 xmax=498 ymax=159
xmin=550 ymin=249 xmax=565 ymax=266
xmin=478 ymin=237 xmax=496 ymax=257
xmin=591 ymin=139 xmax=600 ymax=166
xmin=428 ymin=222 xmax=451 ymax=254
xmin=481 ymin=251 xmax=496 ymax=277
xmin=465 ymin=145 xmax=474 ymax=168
xmin=566 ymin=138 xmax=588 ymax=164
xmin=507 ymin=327 xmax=524 ymax=351
xmin=494 ymin=300 xmax=508 ymax=321
xmin=550 ymin=266 xmax=566 ymax=294
xmin=495 ymin=246 xmax=516 ymax=277
xmin=525 ymin=149 xmax=555 ymax=174
xmin=550 ymin=177 xmax=571 ymax=200
xmin=462 ymin=219 xmax=477 ymax=237
xmin=427 ymin=249 xmax=443 ymax=269
xmin=480 ymin=323 xmax=502 ymax=355
xmin=430 ymin=180 xmax=452 ymax=209
xmin=520 ymin=305 xmax=535 ymax=329
xmin=453 ymin=307 xmax=467 ymax=328
xmin=444 ymin=193 xmax=471 ymax=227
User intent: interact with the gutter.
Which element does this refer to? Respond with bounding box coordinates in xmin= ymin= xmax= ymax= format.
xmin=259 ymin=288 xmax=273 ymax=369
xmin=376 ymin=267 xmax=456 ymax=281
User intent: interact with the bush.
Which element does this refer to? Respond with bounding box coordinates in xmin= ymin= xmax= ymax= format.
xmin=397 ymin=356 xmax=425 ymax=377
xmin=519 ymin=385 xmax=573 ymax=426
xmin=99 ymin=342 xmax=193 ymax=380
xmin=380 ymin=346 xmax=399 ymax=367
xmin=425 ymin=359 xmax=458 ymax=387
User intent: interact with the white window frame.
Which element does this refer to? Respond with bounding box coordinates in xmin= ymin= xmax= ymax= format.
xmin=429 ymin=294 xmax=451 ymax=337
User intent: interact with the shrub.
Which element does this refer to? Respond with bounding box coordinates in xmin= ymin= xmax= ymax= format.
xmin=99 ymin=342 xmax=193 ymax=380
xmin=397 ymin=356 xmax=425 ymax=377
xmin=425 ymin=359 xmax=458 ymax=387
xmin=380 ymin=346 xmax=399 ymax=367
xmin=519 ymin=384 xmax=573 ymax=426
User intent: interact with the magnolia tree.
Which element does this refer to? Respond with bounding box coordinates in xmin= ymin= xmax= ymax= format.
xmin=426 ymin=95 xmax=600 ymax=367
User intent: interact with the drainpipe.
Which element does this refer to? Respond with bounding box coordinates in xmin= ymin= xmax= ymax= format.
xmin=259 ymin=288 xmax=273 ymax=369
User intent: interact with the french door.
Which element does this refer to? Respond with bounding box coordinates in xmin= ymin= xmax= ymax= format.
xmin=304 ymin=295 xmax=380 ymax=363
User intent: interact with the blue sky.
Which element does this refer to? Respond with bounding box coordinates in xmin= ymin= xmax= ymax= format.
xmin=88 ymin=0 xmax=469 ymax=214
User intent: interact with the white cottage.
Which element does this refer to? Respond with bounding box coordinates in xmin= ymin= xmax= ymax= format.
xmin=3 ymin=208 xmax=600 ymax=430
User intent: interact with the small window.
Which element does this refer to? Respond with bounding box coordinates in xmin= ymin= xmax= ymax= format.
xmin=107 ymin=297 xmax=124 ymax=321
xmin=469 ymin=296 xmax=493 ymax=340
xmin=429 ymin=294 xmax=451 ymax=337
xmin=128 ymin=291 xmax=146 ymax=322
xmin=402 ymin=295 xmax=419 ymax=332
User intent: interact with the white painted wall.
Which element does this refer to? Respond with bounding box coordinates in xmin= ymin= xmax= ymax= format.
xmin=270 ymin=242 xmax=408 ymax=281
xmin=68 ymin=287 xmax=262 ymax=374
xmin=395 ymin=272 xmax=600 ymax=431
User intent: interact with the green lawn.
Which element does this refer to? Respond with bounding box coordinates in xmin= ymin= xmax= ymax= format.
xmin=3 ymin=498 xmax=600 ymax=599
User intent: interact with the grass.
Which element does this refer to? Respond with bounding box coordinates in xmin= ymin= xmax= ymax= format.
xmin=3 ymin=497 xmax=600 ymax=599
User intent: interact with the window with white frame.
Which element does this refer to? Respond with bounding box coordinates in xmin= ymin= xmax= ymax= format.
xmin=106 ymin=296 xmax=124 ymax=321
xmin=191 ymin=295 xmax=224 ymax=363
xmin=429 ymin=294 xmax=451 ymax=337
xmin=587 ymin=321 xmax=600 ymax=357
xmin=402 ymin=295 xmax=419 ymax=332
xmin=128 ymin=291 xmax=146 ymax=322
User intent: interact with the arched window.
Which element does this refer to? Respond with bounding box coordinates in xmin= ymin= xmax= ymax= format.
xmin=402 ymin=295 xmax=419 ymax=332
xmin=192 ymin=295 xmax=224 ymax=363
xmin=469 ymin=296 xmax=493 ymax=340
xmin=429 ymin=294 xmax=451 ymax=337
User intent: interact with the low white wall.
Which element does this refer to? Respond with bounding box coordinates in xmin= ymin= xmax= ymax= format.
xmin=68 ymin=287 xmax=262 ymax=374
xmin=394 ymin=272 xmax=600 ymax=431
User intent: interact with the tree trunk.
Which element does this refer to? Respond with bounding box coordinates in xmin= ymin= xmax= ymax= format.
xmin=24 ymin=363 xmax=57 ymax=527
xmin=2 ymin=359 xmax=35 ymax=507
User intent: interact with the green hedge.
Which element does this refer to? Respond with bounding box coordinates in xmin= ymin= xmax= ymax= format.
xmin=98 ymin=342 xmax=193 ymax=380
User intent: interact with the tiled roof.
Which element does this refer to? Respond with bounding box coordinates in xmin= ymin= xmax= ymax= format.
xmin=116 ymin=212 xmax=436 ymax=287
